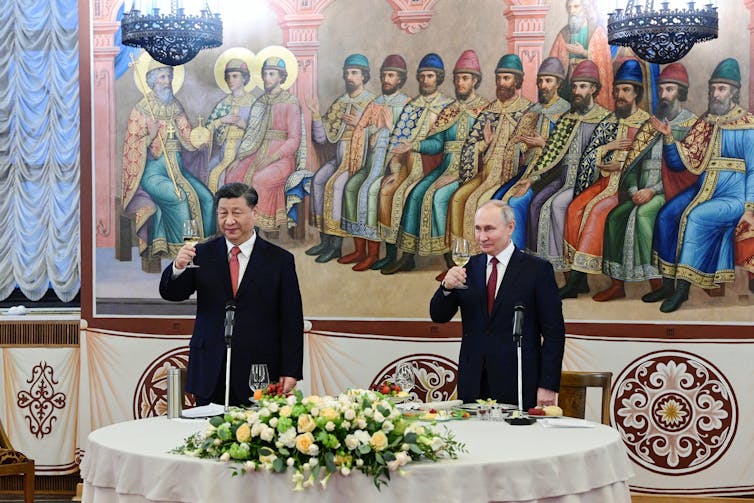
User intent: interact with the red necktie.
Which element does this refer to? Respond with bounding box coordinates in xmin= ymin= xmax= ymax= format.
xmin=230 ymin=246 xmax=241 ymax=297
xmin=487 ymin=257 xmax=499 ymax=315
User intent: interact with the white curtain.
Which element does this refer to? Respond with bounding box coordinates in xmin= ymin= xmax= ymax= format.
xmin=0 ymin=0 xmax=80 ymax=302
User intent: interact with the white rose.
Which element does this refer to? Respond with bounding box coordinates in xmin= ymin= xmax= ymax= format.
xmin=268 ymin=402 xmax=279 ymax=413
xmin=430 ymin=436 xmax=444 ymax=451
xmin=260 ymin=425 xmax=275 ymax=442
xmin=396 ymin=451 xmax=411 ymax=466
xmin=344 ymin=409 xmax=356 ymax=421
xmin=308 ymin=444 xmax=320 ymax=456
xmin=363 ymin=408 xmax=373 ymax=418
xmin=341 ymin=466 xmax=351 ymax=476
xmin=325 ymin=421 xmax=335 ymax=432
xmin=357 ymin=418 xmax=367 ymax=429
xmin=310 ymin=407 xmax=320 ymax=417
xmin=382 ymin=420 xmax=394 ymax=433
xmin=287 ymin=457 xmax=295 ymax=467
xmin=220 ymin=452 xmax=230 ymax=462
xmin=279 ymin=405 xmax=292 ymax=417
xmin=287 ymin=395 xmax=297 ymax=406
xmin=309 ymin=457 xmax=318 ymax=467
xmin=387 ymin=459 xmax=400 ymax=471
xmin=373 ymin=411 xmax=385 ymax=423
xmin=342 ymin=421 xmax=351 ymax=430
xmin=258 ymin=407 xmax=271 ymax=418
xmin=355 ymin=458 xmax=364 ymax=467
xmin=345 ymin=434 xmax=359 ymax=450
xmin=269 ymin=417 xmax=279 ymax=428
xmin=213 ymin=438 xmax=222 ymax=446
xmin=244 ymin=460 xmax=256 ymax=471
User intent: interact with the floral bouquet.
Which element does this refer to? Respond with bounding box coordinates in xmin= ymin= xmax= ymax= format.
xmin=172 ymin=389 xmax=465 ymax=490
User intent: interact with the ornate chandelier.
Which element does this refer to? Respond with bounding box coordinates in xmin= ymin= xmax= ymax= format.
xmin=608 ymin=1 xmax=718 ymax=64
xmin=121 ymin=1 xmax=223 ymax=67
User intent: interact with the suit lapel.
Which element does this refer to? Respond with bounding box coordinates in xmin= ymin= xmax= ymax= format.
xmin=208 ymin=237 xmax=234 ymax=301
xmin=472 ymin=254 xmax=488 ymax=317
xmin=237 ymin=235 xmax=266 ymax=298
xmin=490 ymin=247 xmax=525 ymax=319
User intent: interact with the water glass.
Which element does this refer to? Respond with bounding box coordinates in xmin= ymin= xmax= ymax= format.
xmin=393 ymin=362 xmax=415 ymax=394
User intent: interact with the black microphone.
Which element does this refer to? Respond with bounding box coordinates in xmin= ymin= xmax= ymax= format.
xmin=513 ymin=303 xmax=525 ymax=338
xmin=224 ymin=301 xmax=236 ymax=345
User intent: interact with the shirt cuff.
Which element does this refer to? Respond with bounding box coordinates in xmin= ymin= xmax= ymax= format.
xmin=171 ymin=262 xmax=186 ymax=279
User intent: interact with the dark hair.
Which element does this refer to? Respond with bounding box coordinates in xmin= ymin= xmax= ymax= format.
xmin=214 ymin=182 xmax=258 ymax=208
xmin=416 ymin=69 xmax=445 ymax=87
xmin=677 ymin=86 xmax=688 ymax=102
xmin=225 ymin=69 xmax=251 ymax=86
xmin=514 ymin=74 xmax=524 ymax=90
xmin=261 ymin=67 xmax=288 ymax=85
xmin=343 ymin=67 xmax=370 ymax=85
xmin=380 ymin=69 xmax=408 ymax=89
xmin=613 ymin=82 xmax=643 ymax=104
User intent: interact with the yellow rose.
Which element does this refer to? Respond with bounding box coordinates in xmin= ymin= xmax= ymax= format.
xmin=236 ymin=423 xmax=251 ymax=443
xmin=370 ymin=430 xmax=388 ymax=452
xmin=298 ymin=414 xmax=316 ymax=433
xmin=259 ymin=452 xmax=277 ymax=464
xmin=295 ymin=432 xmax=315 ymax=454
xmin=320 ymin=407 xmax=339 ymax=421
xmin=279 ymin=405 xmax=292 ymax=418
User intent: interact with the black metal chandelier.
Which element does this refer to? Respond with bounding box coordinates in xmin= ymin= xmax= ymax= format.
xmin=608 ymin=1 xmax=718 ymax=64
xmin=121 ymin=1 xmax=223 ymax=67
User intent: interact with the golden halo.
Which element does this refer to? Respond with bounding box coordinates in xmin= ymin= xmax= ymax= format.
xmin=251 ymin=45 xmax=299 ymax=91
xmin=213 ymin=47 xmax=257 ymax=94
xmin=131 ymin=52 xmax=185 ymax=95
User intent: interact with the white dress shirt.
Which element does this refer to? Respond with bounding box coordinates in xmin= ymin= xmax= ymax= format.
xmin=226 ymin=233 xmax=256 ymax=291
xmin=486 ymin=241 xmax=515 ymax=298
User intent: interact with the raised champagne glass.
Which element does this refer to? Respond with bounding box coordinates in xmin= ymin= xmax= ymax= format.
xmin=393 ymin=362 xmax=416 ymax=395
xmin=452 ymin=237 xmax=470 ymax=289
xmin=182 ymin=219 xmax=200 ymax=268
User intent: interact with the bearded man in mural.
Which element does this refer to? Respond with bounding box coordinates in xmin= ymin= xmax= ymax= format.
xmin=387 ymin=50 xmax=489 ymax=276
xmin=649 ymin=58 xmax=754 ymax=313
xmin=338 ymin=54 xmax=411 ymax=271
xmin=203 ymin=58 xmax=255 ymax=192
xmin=491 ymin=56 xmax=571 ymax=230
xmin=373 ymin=53 xmax=454 ymax=272
xmin=548 ymin=0 xmax=613 ymax=109
xmin=596 ymin=63 xmax=698 ymax=302
xmin=225 ymin=56 xmax=306 ymax=234
xmin=559 ymin=59 xmax=652 ymax=299
xmin=306 ymin=54 xmax=375 ymax=263
xmin=504 ymin=60 xmax=610 ymax=270
xmin=121 ymin=61 xmax=215 ymax=262
xmin=448 ymin=54 xmax=534 ymax=248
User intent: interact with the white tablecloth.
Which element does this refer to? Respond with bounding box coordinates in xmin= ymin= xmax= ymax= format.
xmin=81 ymin=417 xmax=633 ymax=503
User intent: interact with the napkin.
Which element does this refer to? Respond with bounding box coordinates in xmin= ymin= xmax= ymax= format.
xmin=539 ymin=418 xmax=595 ymax=428
xmin=418 ymin=400 xmax=463 ymax=411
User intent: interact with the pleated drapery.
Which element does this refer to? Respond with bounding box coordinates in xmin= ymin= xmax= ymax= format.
xmin=0 ymin=0 xmax=80 ymax=302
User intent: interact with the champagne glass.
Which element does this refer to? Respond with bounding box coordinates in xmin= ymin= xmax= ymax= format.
xmin=248 ymin=364 xmax=270 ymax=401
xmin=182 ymin=219 xmax=200 ymax=268
xmin=393 ymin=362 xmax=415 ymax=395
xmin=452 ymin=237 xmax=470 ymax=289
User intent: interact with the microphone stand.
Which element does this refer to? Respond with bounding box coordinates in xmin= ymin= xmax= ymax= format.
xmin=506 ymin=304 xmax=535 ymax=425
xmin=224 ymin=302 xmax=236 ymax=413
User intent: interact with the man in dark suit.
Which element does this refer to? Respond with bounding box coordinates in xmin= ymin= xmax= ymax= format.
xmin=160 ymin=183 xmax=304 ymax=406
xmin=430 ymin=200 xmax=565 ymax=408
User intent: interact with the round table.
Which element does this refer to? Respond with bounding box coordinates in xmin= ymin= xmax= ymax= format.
xmin=81 ymin=416 xmax=633 ymax=502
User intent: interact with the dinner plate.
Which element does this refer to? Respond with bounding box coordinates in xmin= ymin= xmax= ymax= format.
xmin=458 ymin=402 xmax=517 ymax=411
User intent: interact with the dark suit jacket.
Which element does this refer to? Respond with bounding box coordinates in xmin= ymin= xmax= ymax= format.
xmin=160 ymin=236 xmax=304 ymax=403
xmin=430 ymin=247 xmax=565 ymax=409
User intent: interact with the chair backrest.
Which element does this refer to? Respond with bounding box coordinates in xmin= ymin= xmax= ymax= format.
xmin=558 ymin=371 xmax=612 ymax=425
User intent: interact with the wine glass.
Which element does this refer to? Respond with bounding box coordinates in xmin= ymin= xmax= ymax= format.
xmin=393 ymin=362 xmax=415 ymax=395
xmin=452 ymin=237 xmax=470 ymax=289
xmin=248 ymin=364 xmax=270 ymax=401
xmin=182 ymin=219 xmax=200 ymax=268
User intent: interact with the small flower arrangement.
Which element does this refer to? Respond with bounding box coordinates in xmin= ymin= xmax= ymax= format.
xmin=370 ymin=380 xmax=409 ymax=398
xmin=172 ymin=389 xmax=465 ymax=490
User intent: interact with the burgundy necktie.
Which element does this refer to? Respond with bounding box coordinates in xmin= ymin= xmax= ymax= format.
xmin=230 ymin=246 xmax=241 ymax=297
xmin=487 ymin=257 xmax=499 ymax=315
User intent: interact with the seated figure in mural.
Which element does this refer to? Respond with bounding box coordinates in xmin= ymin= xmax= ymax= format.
xmin=596 ymin=63 xmax=697 ymax=302
xmin=548 ymin=0 xmax=613 ymax=109
xmin=374 ymin=53 xmax=454 ymax=272
xmin=338 ymin=54 xmax=411 ymax=271
xmin=121 ymin=60 xmax=215 ymax=261
xmin=648 ymin=58 xmax=754 ymax=312
xmin=226 ymin=56 xmax=306 ymax=233
xmin=503 ymin=60 xmax=610 ymax=271
xmin=559 ymin=59 xmax=651 ymax=299
xmin=490 ymin=56 xmax=571 ymax=246
xmin=204 ymin=58 xmax=255 ymax=192
xmin=306 ymin=54 xmax=375 ymax=262
xmin=389 ymin=50 xmax=489 ymax=276
xmin=447 ymin=54 xmax=534 ymax=248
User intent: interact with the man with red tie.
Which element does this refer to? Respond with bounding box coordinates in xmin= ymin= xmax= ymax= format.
xmin=430 ymin=200 xmax=565 ymax=408
xmin=160 ymin=182 xmax=304 ymax=406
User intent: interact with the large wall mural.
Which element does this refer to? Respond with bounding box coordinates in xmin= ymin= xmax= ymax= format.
xmin=90 ymin=0 xmax=754 ymax=323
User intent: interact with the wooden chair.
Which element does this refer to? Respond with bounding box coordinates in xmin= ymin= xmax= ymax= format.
xmin=0 ymin=420 xmax=34 ymax=503
xmin=558 ymin=371 xmax=612 ymax=425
